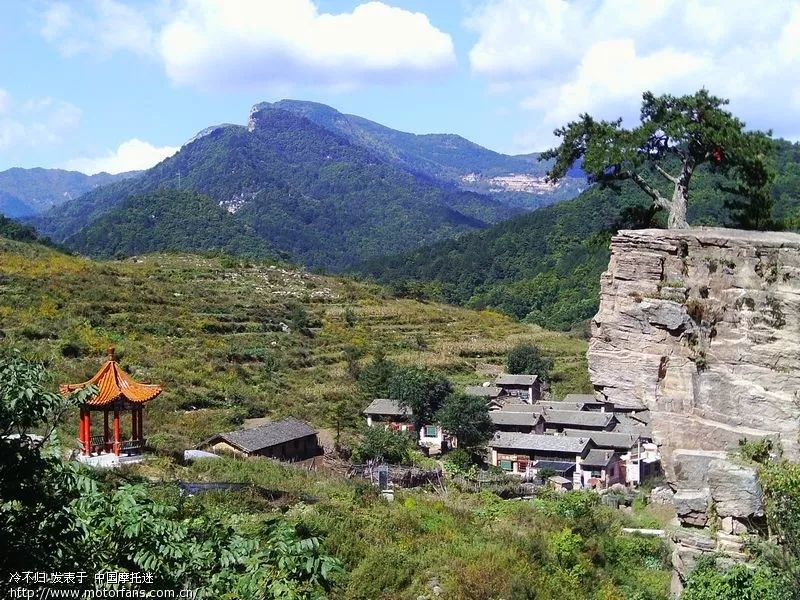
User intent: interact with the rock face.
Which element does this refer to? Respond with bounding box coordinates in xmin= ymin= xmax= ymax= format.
xmin=589 ymin=227 xmax=800 ymax=469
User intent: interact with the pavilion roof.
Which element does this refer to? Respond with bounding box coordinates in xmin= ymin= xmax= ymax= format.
xmin=59 ymin=348 xmax=162 ymax=407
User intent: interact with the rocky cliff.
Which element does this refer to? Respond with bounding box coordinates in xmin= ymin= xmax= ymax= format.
xmin=589 ymin=227 xmax=800 ymax=467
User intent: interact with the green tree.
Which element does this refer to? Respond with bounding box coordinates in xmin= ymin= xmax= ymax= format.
xmin=352 ymin=426 xmax=415 ymax=464
xmin=542 ymin=89 xmax=775 ymax=229
xmin=357 ymin=348 xmax=397 ymax=398
xmin=507 ymin=343 xmax=554 ymax=381
xmin=0 ymin=353 xmax=94 ymax=584
xmin=388 ymin=366 xmax=452 ymax=432
xmin=435 ymin=393 xmax=494 ymax=451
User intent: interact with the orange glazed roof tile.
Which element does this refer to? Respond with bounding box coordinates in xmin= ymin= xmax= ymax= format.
xmin=60 ymin=348 xmax=162 ymax=406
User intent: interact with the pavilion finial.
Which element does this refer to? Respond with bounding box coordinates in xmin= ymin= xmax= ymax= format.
xmin=107 ymin=347 xmax=116 ymax=362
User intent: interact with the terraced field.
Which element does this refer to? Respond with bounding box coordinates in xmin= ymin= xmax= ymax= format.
xmin=0 ymin=238 xmax=590 ymax=451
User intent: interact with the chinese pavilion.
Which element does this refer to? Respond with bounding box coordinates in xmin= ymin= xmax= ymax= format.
xmin=60 ymin=348 xmax=162 ymax=456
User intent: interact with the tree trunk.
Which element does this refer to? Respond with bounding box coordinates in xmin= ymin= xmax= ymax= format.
xmin=667 ymin=192 xmax=688 ymax=229
xmin=667 ymin=161 xmax=693 ymax=229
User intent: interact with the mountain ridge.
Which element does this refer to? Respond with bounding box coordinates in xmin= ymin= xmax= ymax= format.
xmin=0 ymin=167 xmax=138 ymax=218
xmin=37 ymin=104 xmax=520 ymax=270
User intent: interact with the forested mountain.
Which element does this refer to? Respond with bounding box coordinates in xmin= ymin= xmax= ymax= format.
xmin=0 ymin=167 xmax=136 ymax=217
xmin=36 ymin=105 xmax=520 ymax=270
xmin=66 ymin=189 xmax=274 ymax=259
xmin=261 ymin=100 xmax=585 ymax=209
xmin=358 ymin=140 xmax=800 ymax=332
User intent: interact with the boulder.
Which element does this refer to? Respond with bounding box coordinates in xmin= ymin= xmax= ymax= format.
xmin=673 ymin=488 xmax=711 ymax=527
xmin=670 ymin=449 xmax=727 ymax=488
xmin=649 ymin=485 xmax=675 ymax=505
xmin=720 ymin=516 xmax=749 ymax=535
xmin=708 ymin=459 xmax=765 ymax=519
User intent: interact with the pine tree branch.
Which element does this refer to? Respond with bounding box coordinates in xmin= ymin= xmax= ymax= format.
xmin=627 ymin=172 xmax=672 ymax=210
xmin=654 ymin=164 xmax=678 ymax=184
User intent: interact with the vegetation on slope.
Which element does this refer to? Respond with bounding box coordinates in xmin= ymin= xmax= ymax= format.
xmin=0 ymin=213 xmax=52 ymax=245
xmin=66 ymin=189 xmax=275 ymax=259
xmin=35 ymin=107 xmax=519 ymax=270
xmin=0 ymin=237 xmax=589 ymax=453
xmin=358 ymin=140 xmax=800 ymax=332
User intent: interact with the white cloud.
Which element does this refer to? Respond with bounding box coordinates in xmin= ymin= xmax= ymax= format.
xmin=39 ymin=0 xmax=456 ymax=89
xmin=468 ymin=0 xmax=800 ymax=150
xmin=160 ymin=0 xmax=457 ymax=89
xmin=41 ymin=0 xmax=157 ymax=58
xmin=0 ymin=91 xmax=81 ymax=150
xmin=61 ymin=138 xmax=179 ymax=174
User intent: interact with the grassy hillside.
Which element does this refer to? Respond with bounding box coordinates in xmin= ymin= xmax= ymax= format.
xmin=35 ymin=107 xmax=519 ymax=270
xmin=359 ymin=140 xmax=800 ymax=333
xmin=0 ymin=237 xmax=589 ymax=451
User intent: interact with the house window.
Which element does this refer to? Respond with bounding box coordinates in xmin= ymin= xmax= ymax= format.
xmin=424 ymin=425 xmax=438 ymax=438
xmin=517 ymin=461 xmax=528 ymax=473
xmin=499 ymin=459 xmax=513 ymax=471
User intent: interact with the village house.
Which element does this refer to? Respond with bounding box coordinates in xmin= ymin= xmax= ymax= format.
xmin=202 ymin=417 xmax=321 ymax=460
xmin=563 ymin=429 xmax=661 ymax=485
xmin=363 ymin=398 xmax=452 ymax=451
xmin=489 ymin=404 xmax=545 ymax=434
xmin=464 ymin=384 xmax=503 ymax=401
xmin=561 ymin=393 xmax=615 ymax=412
xmin=488 ymin=432 xmax=594 ymax=486
xmin=542 ymin=409 xmax=617 ymax=433
xmin=494 ymin=373 xmax=541 ymax=403
xmin=363 ymin=398 xmax=414 ymax=432
xmin=578 ymin=449 xmax=624 ymax=489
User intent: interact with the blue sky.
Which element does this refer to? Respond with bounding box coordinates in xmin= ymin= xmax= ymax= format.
xmin=2 ymin=0 xmax=800 ymax=174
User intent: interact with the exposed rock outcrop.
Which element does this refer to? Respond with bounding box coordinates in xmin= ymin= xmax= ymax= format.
xmin=589 ymin=227 xmax=800 ymax=468
xmin=588 ymin=228 xmax=798 ymax=596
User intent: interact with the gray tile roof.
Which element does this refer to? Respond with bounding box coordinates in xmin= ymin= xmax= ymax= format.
xmin=489 ymin=432 xmax=590 ymax=454
xmin=490 ymin=410 xmax=542 ymax=427
xmin=543 ymin=410 xmax=616 ymax=429
xmin=563 ymin=393 xmax=600 ymax=404
xmin=537 ymin=400 xmax=586 ymax=411
xmin=496 ymin=374 xmax=538 ymax=386
xmin=363 ymin=398 xmax=412 ymax=417
xmin=613 ymin=413 xmax=653 ymax=436
xmin=214 ymin=417 xmax=317 ymax=453
xmin=464 ymin=385 xmax=502 ymax=398
xmin=563 ymin=429 xmax=640 ymax=450
xmin=581 ymin=449 xmax=619 ymax=468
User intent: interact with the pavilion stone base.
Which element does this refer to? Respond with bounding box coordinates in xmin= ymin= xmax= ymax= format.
xmin=75 ymin=453 xmax=147 ymax=469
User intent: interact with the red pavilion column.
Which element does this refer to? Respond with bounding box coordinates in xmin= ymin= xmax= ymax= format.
xmin=85 ymin=409 xmax=91 ymax=455
xmin=79 ymin=407 xmax=88 ymax=455
xmin=104 ymin=410 xmax=110 ymax=453
xmin=113 ymin=407 xmax=121 ymax=456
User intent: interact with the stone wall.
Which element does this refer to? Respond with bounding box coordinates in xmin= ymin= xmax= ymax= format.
xmin=589 ymin=227 xmax=800 ymax=470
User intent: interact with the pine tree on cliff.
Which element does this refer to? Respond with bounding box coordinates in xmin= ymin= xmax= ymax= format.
xmin=542 ymin=89 xmax=775 ymax=229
